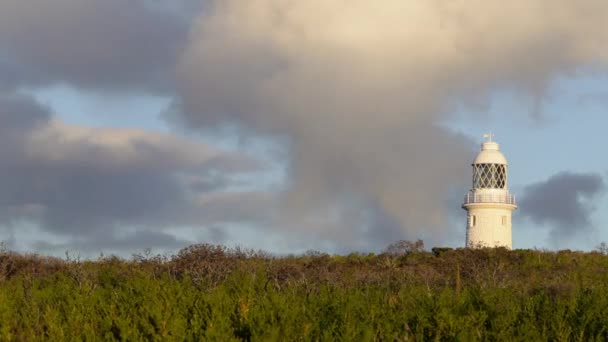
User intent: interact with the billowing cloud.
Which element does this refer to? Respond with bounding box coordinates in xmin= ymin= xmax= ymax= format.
xmin=519 ymin=172 xmax=605 ymax=238
xmin=0 ymin=94 xmax=270 ymax=254
xmin=167 ymin=0 xmax=608 ymax=249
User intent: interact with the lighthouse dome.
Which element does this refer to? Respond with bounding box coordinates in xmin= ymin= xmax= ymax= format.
xmin=473 ymin=141 xmax=507 ymax=165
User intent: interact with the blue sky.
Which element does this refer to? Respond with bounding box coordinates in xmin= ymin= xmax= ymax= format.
xmin=2 ymin=1 xmax=608 ymax=257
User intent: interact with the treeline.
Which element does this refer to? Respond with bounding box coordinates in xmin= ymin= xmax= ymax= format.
xmin=1 ymin=241 xmax=608 ymax=340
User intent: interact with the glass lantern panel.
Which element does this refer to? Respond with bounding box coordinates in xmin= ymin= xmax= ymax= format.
xmin=473 ymin=163 xmax=506 ymax=189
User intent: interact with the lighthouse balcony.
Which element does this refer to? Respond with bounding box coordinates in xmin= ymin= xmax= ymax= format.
xmin=464 ymin=191 xmax=516 ymax=205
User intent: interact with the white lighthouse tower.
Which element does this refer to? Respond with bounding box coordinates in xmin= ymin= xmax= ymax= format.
xmin=463 ymin=134 xmax=517 ymax=249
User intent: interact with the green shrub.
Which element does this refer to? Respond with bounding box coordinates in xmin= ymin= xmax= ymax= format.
xmin=0 ymin=244 xmax=607 ymax=340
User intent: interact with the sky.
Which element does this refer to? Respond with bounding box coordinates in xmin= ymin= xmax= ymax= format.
xmin=1 ymin=0 xmax=608 ymax=257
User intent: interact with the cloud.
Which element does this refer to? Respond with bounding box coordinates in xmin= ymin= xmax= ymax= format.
xmin=3 ymin=1 xmax=608 ymax=253
xmin=33 ymin=230 xmax=193 ymax=257
xmin=167 ymin=0 xmax=608 ymax=249
xmin=0 ymin=0 xmax=196 ymax=92
xmin=0 ymin=94 xmax=270 ymax=253
xmin=519 ymin=172 xmax=605 ymax=238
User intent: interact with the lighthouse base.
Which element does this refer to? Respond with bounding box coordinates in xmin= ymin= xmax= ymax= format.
xmin=464 ymin=204 xmax=515 ymax=249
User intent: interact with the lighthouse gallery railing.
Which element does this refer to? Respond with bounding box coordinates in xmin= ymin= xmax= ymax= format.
xmin=464 ymin=192 xmax=516 ymax=205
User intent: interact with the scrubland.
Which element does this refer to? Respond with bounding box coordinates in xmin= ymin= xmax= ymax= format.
xmin=0 ymin=241 xmax=607 ymax=341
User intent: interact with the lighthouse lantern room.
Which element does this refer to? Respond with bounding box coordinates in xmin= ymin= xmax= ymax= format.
xmin=462 ymin=134 xmax=517 ymax=249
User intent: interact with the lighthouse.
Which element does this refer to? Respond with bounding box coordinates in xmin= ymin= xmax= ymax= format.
xmin=463 ymin=134 xmax=517 ymax=249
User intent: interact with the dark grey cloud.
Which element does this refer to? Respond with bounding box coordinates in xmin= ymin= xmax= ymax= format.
xmin=0 ymin=0 xmax=197 ymax=92
xmin=519 ymin=172 xmax=605 ymax=236
xmin=0 ymin=94 xmax=50 ymax=132
xmin=0 ymin=94 xmax=270 ymax=253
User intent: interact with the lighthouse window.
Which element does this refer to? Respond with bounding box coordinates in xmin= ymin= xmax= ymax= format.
xmin=473 ymin=164 xmax=506 ymax=189
xmin=502 ymin=216 xmax=507 ymax=225
xmin=468 ymin=216 xmax=476 ymax=227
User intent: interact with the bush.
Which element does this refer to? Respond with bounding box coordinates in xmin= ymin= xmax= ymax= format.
xmin=0 ymin=242 xmax=607 ymax=340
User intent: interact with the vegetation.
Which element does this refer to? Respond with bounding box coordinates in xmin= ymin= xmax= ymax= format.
xmin=1 ymin=241 xmax=608 ymax=341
